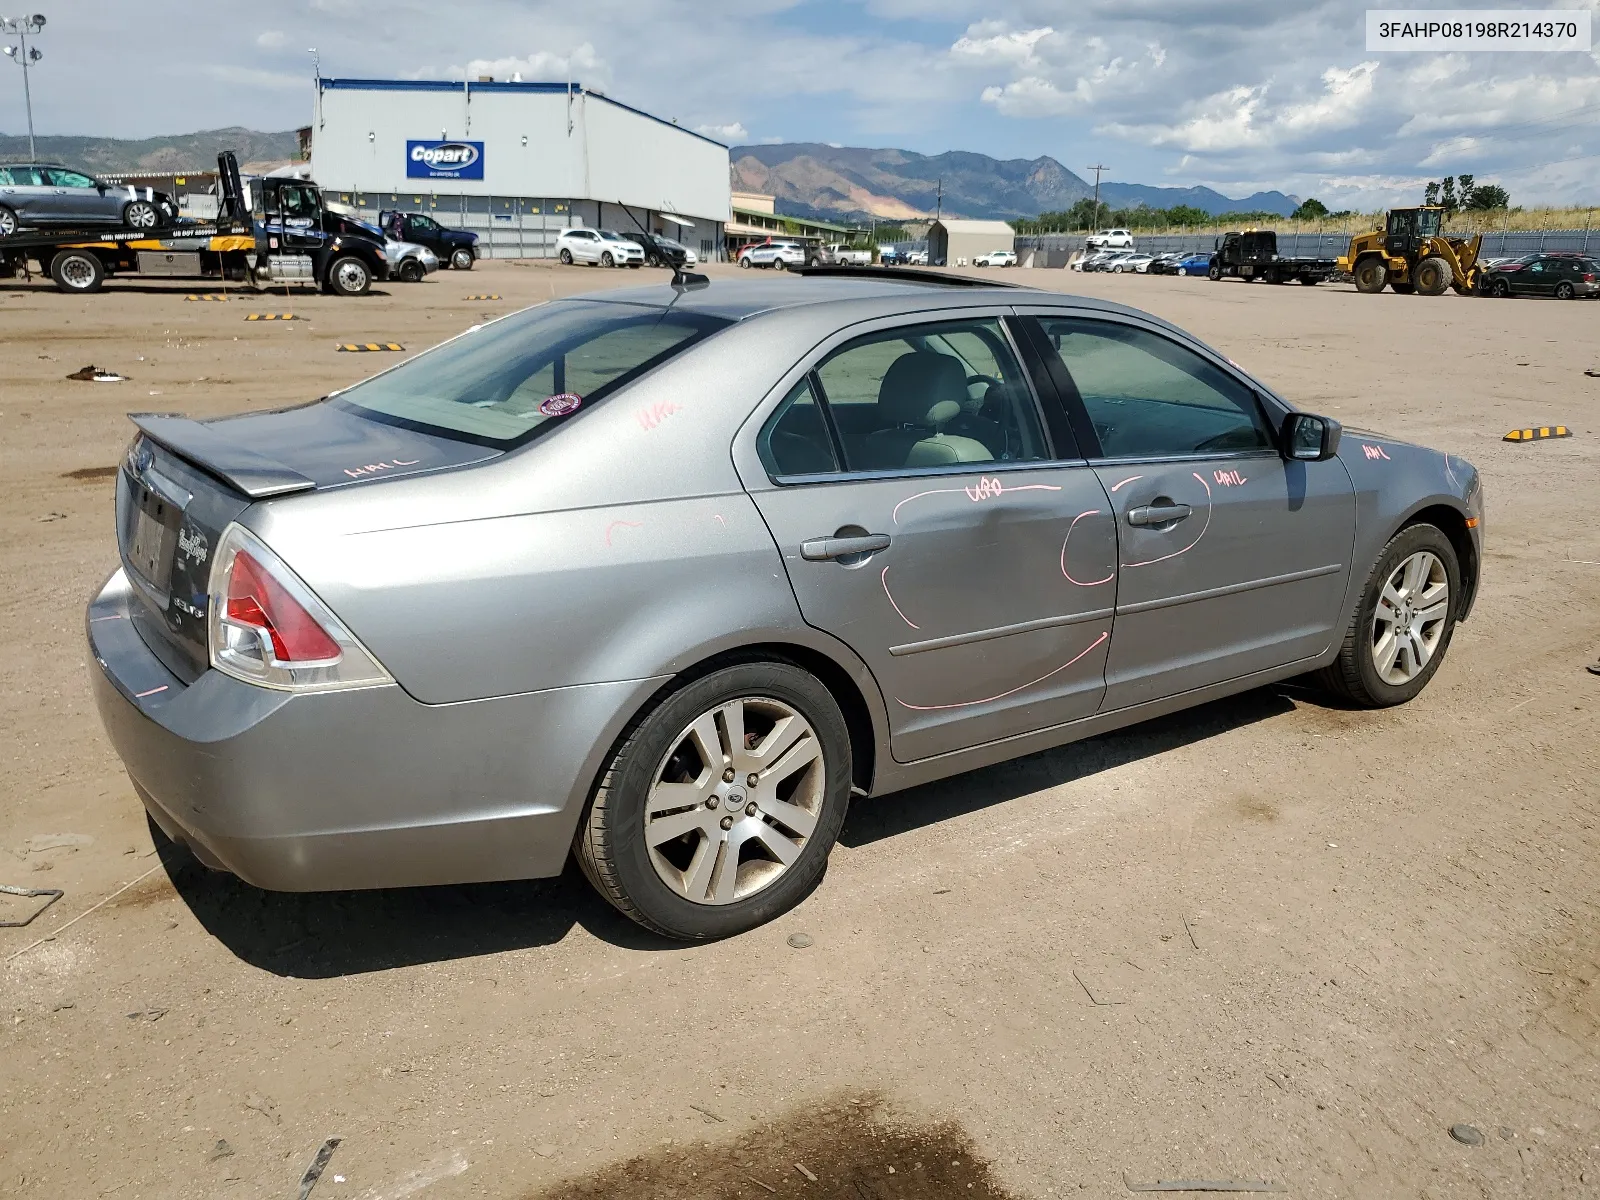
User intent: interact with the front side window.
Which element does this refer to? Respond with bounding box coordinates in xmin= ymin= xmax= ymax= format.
xmin=1036 ymin=317 xmax=1273 ymax=459
xmin=793 ymin=317 xmax=1049 ymax=473
xmin=332 ymin=300 xmax=729 ymax=446
xmin=48 ymin=169 xmax=95 ymax=188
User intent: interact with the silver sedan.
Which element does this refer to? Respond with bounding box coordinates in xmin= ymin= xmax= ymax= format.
xmin=88 ymin=272 xmax=1483 ymax=939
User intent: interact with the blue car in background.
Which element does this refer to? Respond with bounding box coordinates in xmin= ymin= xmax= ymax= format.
xmin=1173 ymin=252 xmax=1212 ymax=276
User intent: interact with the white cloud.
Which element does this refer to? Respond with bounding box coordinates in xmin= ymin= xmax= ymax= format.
xmin=951 ymin=23 xmax=1053 ymax=67
xmin=461 ymin=43 xmax=608 ymax=87
xmin=256 ymin=30 xmax=287 ymax=50
xmin=696 ymin=121 xmax=749 ymax=142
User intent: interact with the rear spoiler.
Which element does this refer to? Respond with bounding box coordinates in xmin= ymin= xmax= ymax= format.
xmin=128 ymin=414 xmax=316 ymax=499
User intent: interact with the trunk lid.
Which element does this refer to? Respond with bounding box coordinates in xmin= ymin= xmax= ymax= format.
xmin=119 ymin=404 xmax=500 ymax=680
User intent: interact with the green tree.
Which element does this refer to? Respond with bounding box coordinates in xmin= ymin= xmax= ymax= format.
xmin=1423 ymin=180 xmax=1441 ymax=206
xmin=1439 ymin=176 xmax=1459 ymax=215
xmin=1291 ymin=197 xmax=1330 ymax=220
xmin=1464 ymin=184 xmax=1509 ymax=210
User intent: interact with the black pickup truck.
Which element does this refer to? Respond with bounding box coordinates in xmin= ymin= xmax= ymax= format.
xmin=1208 ymin=230 xmax=1334 ymax=285
xmin=379 ymin=210 xmax=478 ymax=270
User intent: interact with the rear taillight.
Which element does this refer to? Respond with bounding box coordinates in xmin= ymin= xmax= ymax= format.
xmin=1586 ymin=273 xmax=1596 ymax=282
xmin=208 ymin=523 xmax=391 ymax=692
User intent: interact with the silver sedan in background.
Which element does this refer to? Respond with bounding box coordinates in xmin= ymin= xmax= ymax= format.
xmin=88 ymin=271 xmax=1483 ymax=940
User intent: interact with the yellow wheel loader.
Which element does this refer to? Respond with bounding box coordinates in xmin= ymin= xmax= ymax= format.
xmin=1337 ymin=207 xmax=1483 ymax=296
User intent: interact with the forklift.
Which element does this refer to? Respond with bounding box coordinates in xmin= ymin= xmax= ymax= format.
xmin=1337 ymin=207 xmax=1482 ymax=296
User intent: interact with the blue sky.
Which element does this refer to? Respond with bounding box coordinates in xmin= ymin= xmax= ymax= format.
xmin=7 ymin=0 xmax=1599 ymax=207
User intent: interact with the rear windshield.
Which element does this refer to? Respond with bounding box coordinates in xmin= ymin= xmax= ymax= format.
xmin=331 ymin=300 xmax=730 ymax=447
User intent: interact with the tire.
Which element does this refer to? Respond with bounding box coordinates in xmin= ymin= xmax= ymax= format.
xmin=1490 ymin=278 xmax=1510 ymax=298
xmin=739 ymin=256 xmax=751 ymax=269
xmin=1264 ymin=267 xmax=1279 ymax=284
xmin=1390 ymin=281 xmax=1415 ymax=294
xmin=49 ymin=250 xmax=105 ymax=294
xmin=1208 ymin=264 xmax=1222 ymax=281
xmin=1315 ymin=524 xmax=1460 ymax=708
xmin=326 ymin=255 xmax=372 ymax=297
xmin=397 ymin=259 xmax=424 ymax=283
xmin=1354 ymin=257 xmax=1388 ymax=293
xmin=559 ymin=248 xmax=573 ymax=265
xmin=122 ymin=199 xmax=162 ymax=230
xmin=1301 ymin=276 xmax=1319 ymax=285
xmin=773 ymin=258 xmax=787 ymax=271
xmin=809 ymin=257 xmax=821 ymax=267
xmin=601 ymin=251 xmax=615 ymax=268
xmin=450 ymin=248 xmax=474 ymax=270
xmin=1413 ymin=256 xmax=1451 ymax=296
xmin=1555 ymin=281 xmax=1575 ymax=300
xmin=575 ymin=661 xmax=853 ymax=940
xmin=0 ymin=204 xmax=16 ymax=238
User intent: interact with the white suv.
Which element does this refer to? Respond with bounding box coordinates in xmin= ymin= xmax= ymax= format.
xmin=1085 ymin=228 xmax=1134 ymax=250
xmin=738 ymin=240 xmax=806 ymax=270
xmin=973 ymin=249 xmax=1018 ymax=267
xmin=556 ymin=227 xmax=645 ymax=268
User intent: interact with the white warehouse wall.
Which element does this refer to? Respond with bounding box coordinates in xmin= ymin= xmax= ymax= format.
xmin=310 ymin=80 xmax=730 ymax=225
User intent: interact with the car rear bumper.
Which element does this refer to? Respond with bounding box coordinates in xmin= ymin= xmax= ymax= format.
xmin=87 ymin=569 xmax=663 ymax=892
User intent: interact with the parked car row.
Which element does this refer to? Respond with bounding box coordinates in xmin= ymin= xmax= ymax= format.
xmin=1477 ymin=252 xmax=1599 ymax=299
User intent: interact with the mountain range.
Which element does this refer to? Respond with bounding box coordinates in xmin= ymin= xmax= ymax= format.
xmin=0 ymin=128 xmax=299 ymax=174
xmin=731 ymin=143 xmax=1299 ymax=221
xmin=1 ymin=127 xmax=1297 ymax=221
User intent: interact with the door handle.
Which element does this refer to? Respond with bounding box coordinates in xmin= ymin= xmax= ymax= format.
xmin=1127 ymin=502 xmax=1192 ymax=527
xmin=800 ymin=533 xmax=890 ymax=561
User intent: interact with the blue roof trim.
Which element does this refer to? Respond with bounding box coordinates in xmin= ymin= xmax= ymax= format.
xmin=318 ymin=78 xmax=728 ymax=150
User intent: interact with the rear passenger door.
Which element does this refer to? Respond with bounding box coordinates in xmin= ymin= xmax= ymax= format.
xmin=1019 ymin=310 xmax=1355 ymax=710
xmin=740 ymin=313 xmax=1117 ymax=764
xmin=0 ymin=165 xmax=54 ymax=223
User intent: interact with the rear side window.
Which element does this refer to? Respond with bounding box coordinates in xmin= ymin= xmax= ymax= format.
xmin=332 ymin=300 xmax=730 ymax=446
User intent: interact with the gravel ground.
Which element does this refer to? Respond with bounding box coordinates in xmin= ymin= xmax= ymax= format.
xmin=1 ymin=261 xmax=1597 ymax=1200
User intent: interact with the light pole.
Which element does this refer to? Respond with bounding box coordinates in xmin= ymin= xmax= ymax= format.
xmin=2 ymin=13 xmax=45 ymax=160
xmin=1086 ymin=163 xmax=1107 ymax=232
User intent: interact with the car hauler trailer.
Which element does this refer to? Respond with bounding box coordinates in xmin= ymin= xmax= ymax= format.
xmin=0 ymin=153 xmax=388 ymax=296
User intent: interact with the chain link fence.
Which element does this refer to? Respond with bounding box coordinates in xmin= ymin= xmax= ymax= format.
xmin=1016 ymin=228 xmax=1600 ymax=263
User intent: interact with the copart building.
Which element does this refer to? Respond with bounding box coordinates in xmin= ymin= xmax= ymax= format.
xmin=307 ymin=78 xmax=731 ymax=260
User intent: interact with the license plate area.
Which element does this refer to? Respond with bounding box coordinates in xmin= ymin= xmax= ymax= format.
xmin=125 ymin=471 xmax=187 ymax=595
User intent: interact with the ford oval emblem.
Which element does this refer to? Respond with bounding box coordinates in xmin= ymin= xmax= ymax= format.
xmin=411 ymin=142 xmax=480 ymax=169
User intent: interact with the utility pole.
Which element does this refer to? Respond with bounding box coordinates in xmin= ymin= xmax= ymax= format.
xmin=935 ymin=177 xmax=942 ymax=222
xmin=2 ymin=13 xmax=46 ymax=160
xmin=1086 ymin=163 xmax=1107 ymax=232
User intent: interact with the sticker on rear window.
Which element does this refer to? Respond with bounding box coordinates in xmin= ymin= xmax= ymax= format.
xmin=539 ymin=393 xmax=582 ymax=417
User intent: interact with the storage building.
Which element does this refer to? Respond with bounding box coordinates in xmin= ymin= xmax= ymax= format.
xmin=308 ymin=78 xmax=731 ymax=260
xmin=927 ymin=218 xmax=1016 ymax=267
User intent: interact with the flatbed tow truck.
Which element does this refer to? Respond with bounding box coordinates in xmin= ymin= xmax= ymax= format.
xmin=1207 ymin=229 xmax=1335 ymax=285
xmin=0 ymin=153 xmax=389 ymax=296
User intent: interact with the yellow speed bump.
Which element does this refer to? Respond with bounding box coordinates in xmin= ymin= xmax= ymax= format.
xmin=245 ymin=313 xmax=300 ymax=321
xmin=336 ymin=342 xmax=405 ymax=352
xmin=1503 ymin=425 xmax=1571 ymax=442
xmin=463 ymin=294 xmax=502 ymax=300
xmin=185 ymin=294 xmax=228 ymax=302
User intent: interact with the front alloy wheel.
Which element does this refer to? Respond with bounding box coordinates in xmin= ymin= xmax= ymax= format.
xmin=450 ymin=247 xmax=474 ymax=270
xmin=123 ymin=200 xmax=160 ymax=229
xmin=576 ymin=662 xmax=852 ymax=940
xmin=1371 ymin=550 xmax=1451 ymax=686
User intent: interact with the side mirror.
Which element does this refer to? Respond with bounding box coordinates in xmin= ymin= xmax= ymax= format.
xmin=1282 ymin=412 xmax=1342 ymax=462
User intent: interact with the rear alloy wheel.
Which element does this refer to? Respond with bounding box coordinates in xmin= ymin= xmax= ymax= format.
xmin=1413 ymin=256 xmax=1452 ymax=296
xmin=601 ymin=251 xmax=615 ymax=267
xmin=450 ymin=248 xmax=474 ymax=270
xmin=1354 ymin=257 xmax=1388 ymax=293
xmin=576 ymin=662 xmax=852 ymax=940
xmin=1316 ymin=524 xmax=1459 ymax=707
xmin=559 ymin=248 xmax=573 ymax=265
xmin=1490 ymin=278 xmax=1510 ymax=297
xmin=1555 ymin=281 xmax=1576 ymax=300
xmin=327 ymin=255 xmax=372 ymax=297
xmin=122 ymin=199 xmax=162 ymax=229
xmin=49 ymin=249 xmax=105 ymax=293
xmin=0 ymin=204 xmax=17 ymax=238
xmin=773 ymin=258 xmax=787 ymax=271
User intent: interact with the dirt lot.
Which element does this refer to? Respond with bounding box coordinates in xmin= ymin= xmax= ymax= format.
xmin=2 ymin=260 xmax=1597 ymax=1199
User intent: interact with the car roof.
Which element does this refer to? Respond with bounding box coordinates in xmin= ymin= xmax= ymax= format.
xmin=563 ymin=274 xmax=1180 ymax=327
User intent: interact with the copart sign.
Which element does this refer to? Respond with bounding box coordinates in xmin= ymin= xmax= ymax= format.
xmin=406 ymin=140 xmax=485 ymax=181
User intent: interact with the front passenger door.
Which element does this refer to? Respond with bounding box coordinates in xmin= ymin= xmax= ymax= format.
xmin=1024 ymin=312 xmax=1355 ymax=710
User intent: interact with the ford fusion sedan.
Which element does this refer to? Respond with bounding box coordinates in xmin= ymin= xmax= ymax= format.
xmin=556 ymin=227 xmax=645 ymax=267
xmin=89 ymin=272 xmax=1483 ymax=941
xmin=0 ymin=163 xmax=176 ymax=236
